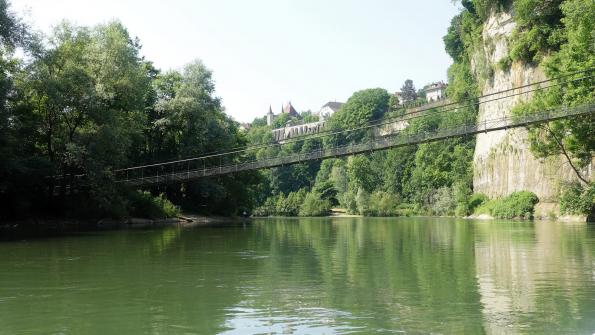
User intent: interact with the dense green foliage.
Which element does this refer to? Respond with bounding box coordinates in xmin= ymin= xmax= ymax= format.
xmin=299 ymin=192 xmax=332 ymax=217
xmin=444 ymin=0 xmax=593 ymax=218
xmin=559 ymin=183 xmax=595 ymax=215
xmin=128 ymin=191 xmax=179 ymax=219
xmin=509 ymin=0 xmax=594 ymax=210
xmin=509 ymin=0 xmax=564 ymax=63
xmin=475 ymin=191 xmax=539 ymax=219
xmin=511 ymin=0 xmax=594 ymax=185
xmin=0 ymin=1 xmax=259 ymax=220
xmin=248 ymin=80 xmax=478 ymax=217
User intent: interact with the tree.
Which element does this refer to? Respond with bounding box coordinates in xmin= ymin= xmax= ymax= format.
xmin=348 ymin=155 xmax=379 ymax=194
xmin=324 ymin=88 xmax=390 ymax=146
xmin=512 ymin=0 xmax=594 ymax=184
xmin=299 ymin=191 xmax=332 ymax=216
xmin=400 ymin=79 xmax=417 ymax=104
xmin=0 ymin=0 xmax=46 ymax=218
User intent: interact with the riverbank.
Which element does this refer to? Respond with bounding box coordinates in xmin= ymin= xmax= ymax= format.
xmin=466 ymin=201 xmax=592 ymax=223
xmin=255 ymin=206 xmax=592 ymax=223
xmin=0 ymin=213 xmax=247 ymax=240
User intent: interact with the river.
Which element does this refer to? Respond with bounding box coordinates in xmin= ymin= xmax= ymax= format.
xmin=0 ymin=217 xmax=594 ymax=334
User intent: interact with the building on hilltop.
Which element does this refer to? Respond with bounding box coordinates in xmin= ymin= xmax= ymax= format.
xmin=266 ymin=101 xmax=299 ymax=126
xmin=424 ymin=81 xmax=447 ymax=102
xmin=262 ymin=100 xmax=344 ymax=142
xmin=264 ymin=100 xmax=344 ymax=127
xmin=282 ymin=101 xmax=299 ymax=117
xmin=394 ymin=81 xmax=448 ymax=106
xmin=317 ymin=101 xmax=344 ymax=120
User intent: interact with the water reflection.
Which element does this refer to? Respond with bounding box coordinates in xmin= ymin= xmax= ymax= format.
xmin=243 ymin=218 xmax=485 ymax=334
xmin=0 ymin=218 xmax=593 ymax=334
xmin=474 ymin=221 xmax=595 ymax=334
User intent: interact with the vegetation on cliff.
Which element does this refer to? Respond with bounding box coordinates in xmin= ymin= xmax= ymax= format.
xmin=510 ymin=0 xmax=594 ymax=215
xmin=445 ymin=0 xmax=593 ymax=218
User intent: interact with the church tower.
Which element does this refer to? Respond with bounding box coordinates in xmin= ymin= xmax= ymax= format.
xmin=266 ymin=105 xmax=274 ymax=126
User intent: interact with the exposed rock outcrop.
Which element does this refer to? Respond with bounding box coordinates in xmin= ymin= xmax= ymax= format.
xmin=472 ymin=10 xmax=592 ymax=204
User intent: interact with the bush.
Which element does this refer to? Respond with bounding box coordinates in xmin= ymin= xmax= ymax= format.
xmin=474 ymin=199 xmax=496 ymax=216
xmin=468 ymin=193 xmax=488 ymax=212
xmin=342 ymin=190 xmax=358 ymax=215
xmin=559 ymin=183 xmax=594 ymax=215
xmin=254 ymin=189 xmax=307 ymax=217
xmin=355 ymin=188 xmax=370 ymax=215
xmin=312 ymin=179 xmax=338 ymax=206
xmin=497 ymin=55 xmax=512 ymax=71
xmin=456 ymin=193 xmax=488 ymax=217
xmin=252 ymin=196 xmax=278 ymax=217
xmin=455 ymin=203 xmax=470 ymax=217
xmin=283 ymin=189 xmax=307 ymax=216
xmin=299 ymin=192 xmax=332 ymax=217
xmin=396 ymin=203 xmax=417 ymax=217
xmin=474 ymin=191 xmax=539 ymax=219
xmin=430 ymin=187 xmax=457 ymax=216
xmin=128 ymin=191 xmax=179 ymax=219
xmin=493 ymin=191 xmax=539 ymax=219
xmin=368 ymin=191 xmax=400 ymax=216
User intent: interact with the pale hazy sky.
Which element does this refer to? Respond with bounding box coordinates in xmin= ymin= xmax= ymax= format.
xmin=13 ymin=0 xmax=461 ymax=122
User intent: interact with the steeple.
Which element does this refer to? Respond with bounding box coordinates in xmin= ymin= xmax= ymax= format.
xmin=266 ymin=105 xmax=275 ymax=126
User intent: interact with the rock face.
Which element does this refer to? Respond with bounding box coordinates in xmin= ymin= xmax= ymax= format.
xmin=472 ymin=10 xmax=592 ymax=202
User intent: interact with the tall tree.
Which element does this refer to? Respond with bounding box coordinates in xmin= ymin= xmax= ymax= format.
xmin=400 ymin=79 xmax=417 ymax=104
xmin=324 ymin=88 xmax=390 ymax=146
xmin=15 ymin=20 xmax=153 ymax=215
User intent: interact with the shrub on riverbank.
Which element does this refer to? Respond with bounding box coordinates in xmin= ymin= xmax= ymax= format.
xmin=299 ymin=192 xmax=332 ymax=216
xmin=129 ymin=191 xmax=179 ymax=219
xmin=367 ymin=191 xmax=400 ymax=216
xmin=456 ymin=193 xmax=488 ymax=216
xmin=474 ymin=191 xmax=539 ymax=219
xmin=559 ymin=182 xmax=594 ymax=215
xmin=252 ymin=189 xmax=307 ymax=216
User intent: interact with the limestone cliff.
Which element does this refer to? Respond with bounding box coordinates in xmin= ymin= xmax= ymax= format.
xmin=472 ymin=10 xmax=592 ymax=205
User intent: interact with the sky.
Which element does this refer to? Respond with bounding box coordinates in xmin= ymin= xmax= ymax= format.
xmin=12 ymin=0 xmax=461 ymax=123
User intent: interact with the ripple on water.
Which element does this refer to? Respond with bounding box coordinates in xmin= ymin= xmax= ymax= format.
xmin=220 ymin=305 xmax=366 ymax=335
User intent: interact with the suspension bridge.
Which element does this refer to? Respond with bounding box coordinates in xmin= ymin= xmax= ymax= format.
xmin=114 ymin=103 xmax=593 ymax=186
xmin=53 ymin=71 xmax=594 ymax=191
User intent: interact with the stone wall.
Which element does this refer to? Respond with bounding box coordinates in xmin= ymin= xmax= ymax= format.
xmin=272 ymin=121 xmax=326 ymax=142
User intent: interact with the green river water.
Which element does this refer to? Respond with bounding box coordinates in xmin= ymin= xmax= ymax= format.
xmin=1 ymin=217 xmax=594 ymax=334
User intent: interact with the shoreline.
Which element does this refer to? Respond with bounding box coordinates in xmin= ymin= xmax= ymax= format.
xmin=0 ymin=213 xmax=247 ymax=240
xmin=253 ymin=212 xmax=592 ymax=223
xmin=2 ymin=212 xmax=590 ymax=240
